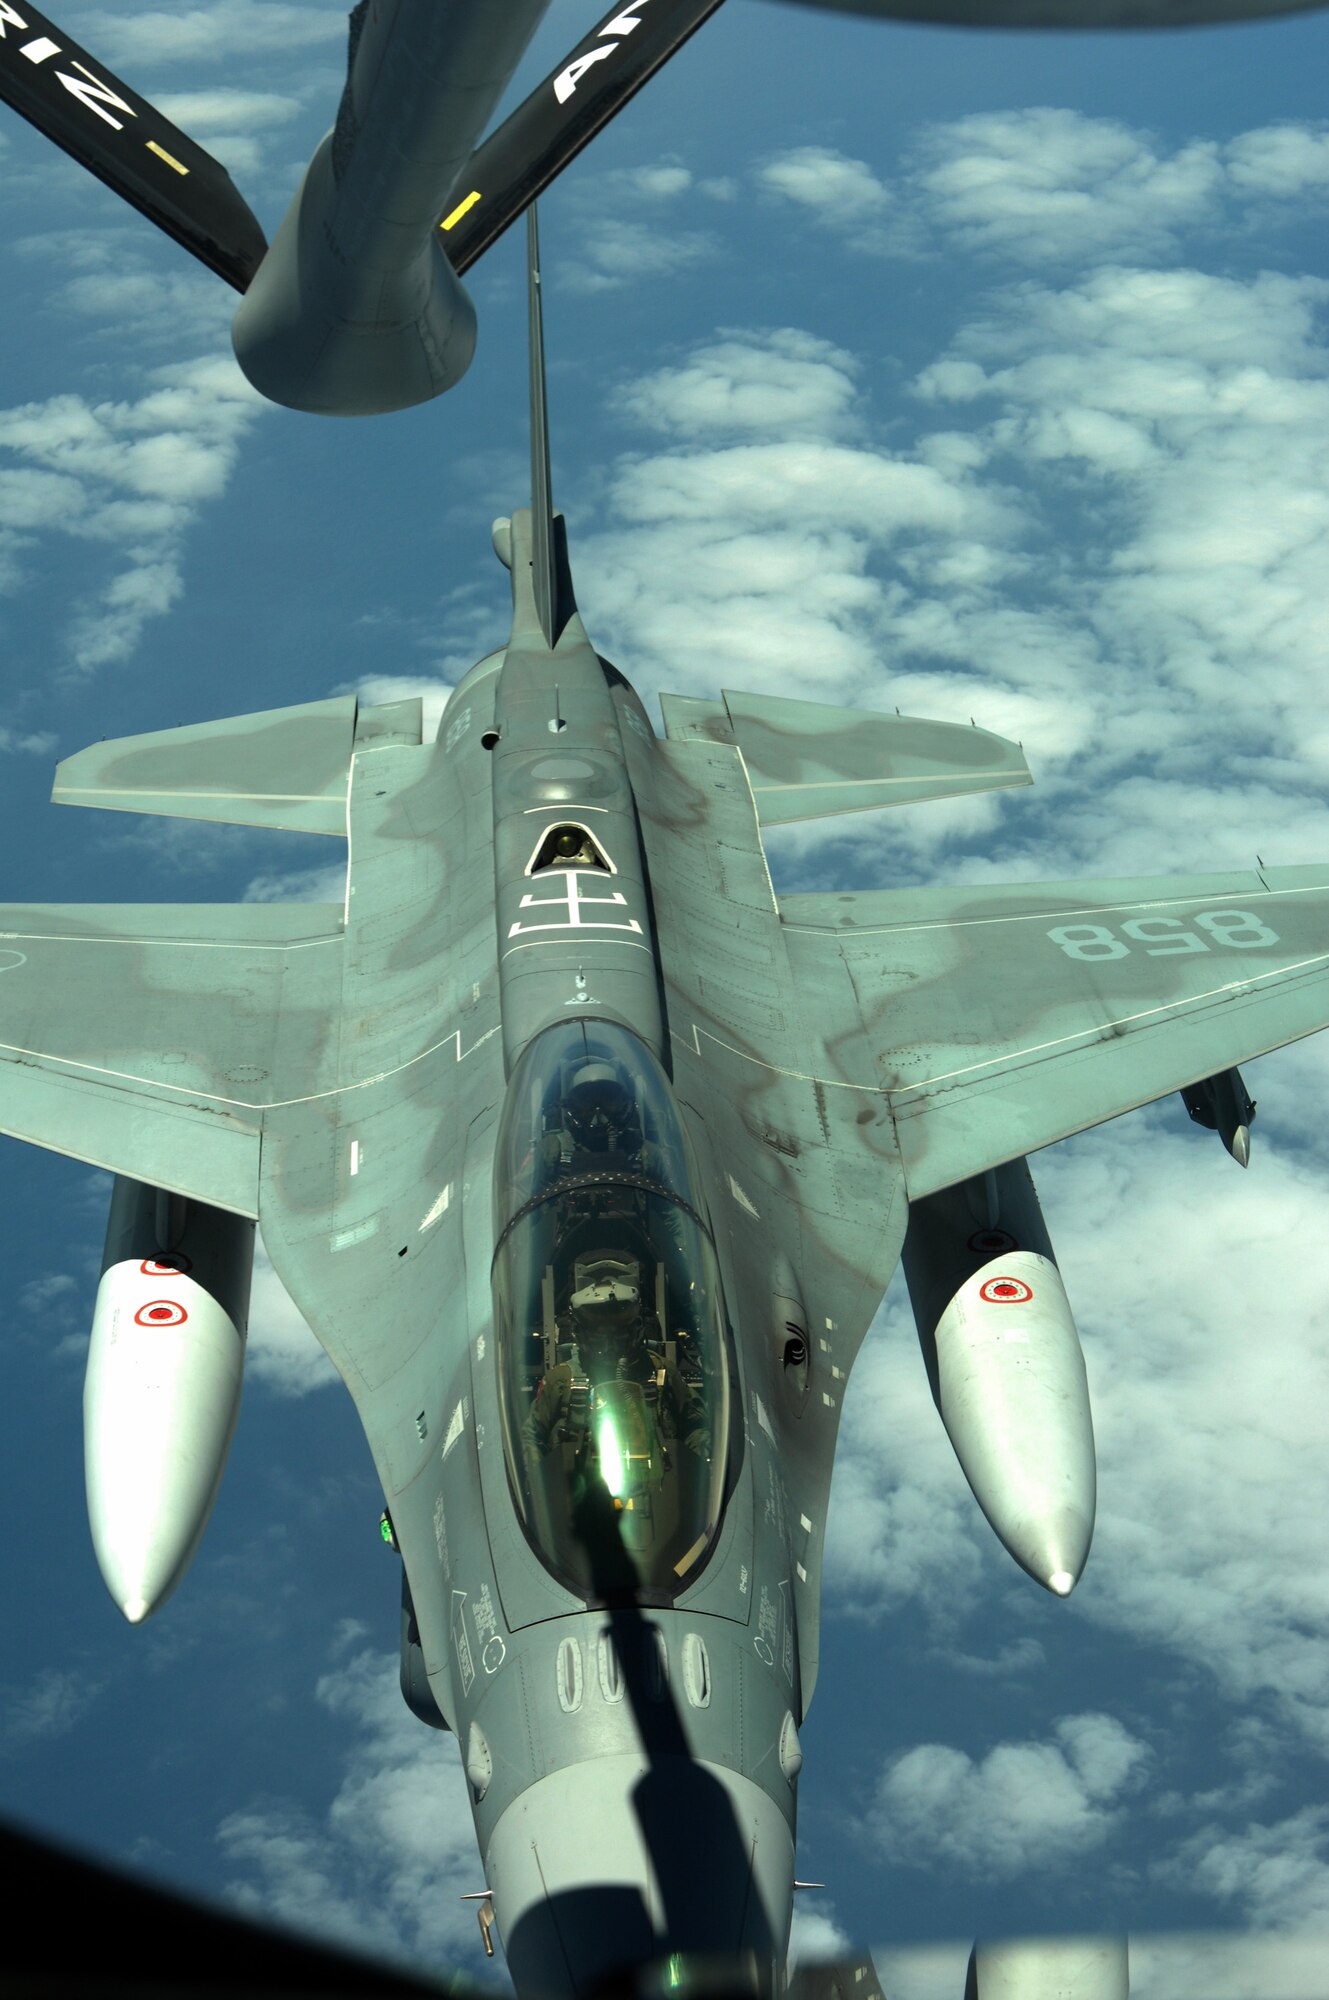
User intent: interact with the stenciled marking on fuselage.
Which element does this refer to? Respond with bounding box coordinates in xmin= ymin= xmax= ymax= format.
xmin=1046 ymin=911 xmax=1280 ymax=960
xmin=451 ymin=1588 xmax=475 ymax=1695
xmin=505 ymin=867 xmax=643 ymax=943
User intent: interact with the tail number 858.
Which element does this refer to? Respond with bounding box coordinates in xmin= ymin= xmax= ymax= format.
xmin=1046 ymin=911 xmax=1280 ymax=961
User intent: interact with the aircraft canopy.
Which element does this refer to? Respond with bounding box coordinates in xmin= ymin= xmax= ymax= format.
xmin=493 ymin=1022 xmax=733 ymax=1601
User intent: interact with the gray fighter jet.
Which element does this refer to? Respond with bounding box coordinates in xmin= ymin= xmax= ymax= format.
xmin=2 ymin=209 xmax=1327 ymax=1993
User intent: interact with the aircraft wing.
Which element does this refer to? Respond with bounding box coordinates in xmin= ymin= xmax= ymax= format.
xmin=780 ymin=864 xmax=1329 ymax=1198
xmin=0 ymin=902 xmax=343 ymax=1215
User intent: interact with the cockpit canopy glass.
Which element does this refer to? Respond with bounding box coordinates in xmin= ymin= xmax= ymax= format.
xmin=493 ymin=1022 xmax=733 ymax=1601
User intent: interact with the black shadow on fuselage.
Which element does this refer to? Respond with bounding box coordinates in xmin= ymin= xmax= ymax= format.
xmin=503 ymin=1484 xmax=775 ymax=1998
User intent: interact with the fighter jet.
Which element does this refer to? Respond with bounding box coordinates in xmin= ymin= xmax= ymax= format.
xmin=3 ymin=0 xmax=1327 ymax=414
xmin=2 ymin=206 xmax=1327 ymax=1992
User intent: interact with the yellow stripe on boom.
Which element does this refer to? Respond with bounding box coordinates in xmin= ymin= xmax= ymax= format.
xmin=441 ymin=190 xmax=481 ymax=231
xmin=146 ymin=140 xmax=188 ymax=175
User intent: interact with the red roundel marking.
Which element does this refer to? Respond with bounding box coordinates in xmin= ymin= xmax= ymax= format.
xmin=979 ymin=1275 xmax=1033 ymax=1305
xmin=967 ymin=1228 xmax=1018 ymax=1255
xmin=140 ymin=1256 xmax=192 ymax=1277
xmin=134 ymin=1300 xmax=188 ymax=1327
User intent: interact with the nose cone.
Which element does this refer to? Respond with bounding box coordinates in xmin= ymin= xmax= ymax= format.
xmin=487 ymin=1755 xmax=793 ymax=1998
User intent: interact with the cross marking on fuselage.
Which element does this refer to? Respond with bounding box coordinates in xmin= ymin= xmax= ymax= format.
xmin=507 ymin=869 xmax=643 ymax=941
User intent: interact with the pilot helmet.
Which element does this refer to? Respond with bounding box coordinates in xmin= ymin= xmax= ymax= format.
xmin=569 ymin=1267 xmax=642 ymax=1374
xmin=566 ymin=1062 xmax=632 ymax=1148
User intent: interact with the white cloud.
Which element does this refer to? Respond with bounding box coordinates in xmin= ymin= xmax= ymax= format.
xmin=614 ymin=163 xmax=694 ymax=200
xmin=339 ymin=673 xmax=454 ymax=746
xmin=247 ymin=1235 xmax=338 ymax=1397
xmin=1160 ymin=1807 xmax=1329 ymax=1934
xmin=0 ymin=353 xmax=264 ymax=673
xmin=576 ymin=325 xmax=1017 ymax=714
xmin=787 ymin=1896 xmax=851 ymax=1969
xmin=0 ymin=1668 xmax=102 ymax=1752
xmin=1129 ymin=1928 xmax=1329 ymax=2000
xmin=757 ymin=146 xmax=892 ymax=250
xmin=560 ymin=217 xmax=714 ymax=295
xmin=243 ymin=861 xmax=347 ymax=906
xmin=759 ymin=115 xmax=1329 ymax=269
xmin=81 ymin=2 xmax=345 ymax=67
xmin=1225 ymin=123 xmax=1329 ymax=199
xmin=614 ymin=329 xmax=861 ymax=441
xmin=219 ymin=1645 xmax=486 ymax=1974
xmin=155 ymin=89 xmax=303 ymax=133
xmin=1038 ymin=1112 xmax=1329 ymax=1752
xmin=560 ymin=157 xmax=720 ymax=294
xmin=906 ymin=110 xmax=1223 ymax=264
xmin=872 ymin=1713 xmax=1149 ymax=1875
xmin=907 ymin=263 xmax=1329 ymax=874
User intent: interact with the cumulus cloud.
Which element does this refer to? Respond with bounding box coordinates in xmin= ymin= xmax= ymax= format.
xmin=759 ymin=113 xmax=1329 ymax=269
xmin=1225 ymin=123 xmax=1329 ymax=200
xmin=615 ymin=329 xmax=862 ymax=440
xmin=788 ymin=1896 xmax=851 ymax=1969
xmin=873 ymin=1713 xmax=1149 ymax=1875
xmin=578 ymin=328 xmax=1015 ymax=709
xmin=153 ymin=87 xmax=305 ymax=180
xmin=0 ymin=353 xmax=264 ymax=674
xmin=905 ymin=110 xmax=1223 ymax=265
xmin=1129 ymin=1927 xmax=1329 ymax=1999
xmin=559 ymin=158 xmax=726 ymax=293
xmin=560 ymin=217 xmax=714 ymax=295
xmin=219 ymin=1645 xmax=485 ymax=1974
xmin=757 ymin=146 xmax=893 ymax=251
xmin=337 ymin=673 xmax=454 ymax=746
xmin=908 ymin=264 xmax=1329 ymax=872
xmin=0 ymin=1668 xmax=102 ymax=1753
xmin=82 ymin=1 xmax=344 ymax=67
xmin=1037 ymin=1112 xmax=1329 ymax=1753
xmin=1159 ymin=1807 xmax=1329 ymax=1934
xmin=584 ymin=255 xmax=1329 ymax=899
xmin=247 ymin=1235 xmax=340 ymax=1398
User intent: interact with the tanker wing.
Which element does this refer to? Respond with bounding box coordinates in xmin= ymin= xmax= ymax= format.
xmin=780 ymin=864 xmax=1329 ymax=1197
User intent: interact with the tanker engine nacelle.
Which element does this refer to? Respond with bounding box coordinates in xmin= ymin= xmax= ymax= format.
xmin=84 ymin=1177 xmax=255 ymax=1623
xmin=902 ymin=1160 xmax=1096 ymax=1596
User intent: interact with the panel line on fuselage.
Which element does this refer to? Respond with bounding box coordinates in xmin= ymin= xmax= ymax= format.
xmin=0 ymin=1017 xmax=503 ymax=1113
xmin=780 ymin=878 xmax=1329 ymax=938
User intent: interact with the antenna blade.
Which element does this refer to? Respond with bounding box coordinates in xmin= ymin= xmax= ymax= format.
xmin=0 ymin=0 xmax=267 ymax=292
xmin=528 ymin=203 xmax=557 ymax=651
xmin=440 ymin=0 xmax=725 ymax=276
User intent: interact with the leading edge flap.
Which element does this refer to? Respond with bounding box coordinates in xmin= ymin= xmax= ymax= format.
xmin=658 ymin=688 xmax=1031 ymax=825
xmin=53 ymin=696 xmax=364 ymax=837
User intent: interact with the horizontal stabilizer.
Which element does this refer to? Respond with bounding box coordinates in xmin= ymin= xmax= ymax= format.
xmin=0 ymin=1 xmax=267 ymax=291
xmin=659 ymin=688 xmax=1031 ymax=824
xmin=53 ymin=697 xmax=420 ymax=836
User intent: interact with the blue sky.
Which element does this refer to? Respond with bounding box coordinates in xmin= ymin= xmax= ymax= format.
xmin=2 ymin=1 xmax=1329 ymax=1994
